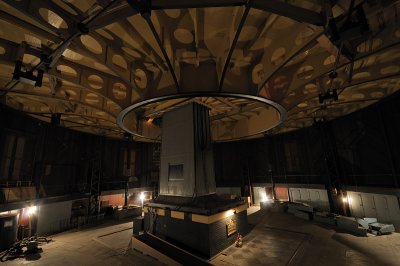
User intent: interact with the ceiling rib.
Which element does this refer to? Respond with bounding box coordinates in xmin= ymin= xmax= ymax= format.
xmin=211 ymin=102 xmax=265 ymax=120
xmin=0 ymin=38 xmax=131 ymax=109
xmin=243 ymin=14 xmax=277 ymax=54
xmin=85 ymin=1 xmax=137 ymax=30
xmin=216 ymin=97 xmax=239 ymax=109
xmin=89 ymin=31 xmax=144 ymax=97
xmin=337 ymin=71 xmax=400 ymax=97
xmin=145 ymin=15 xmax=180 ymax=92
xmin=0 ymin=0 xmax=124 ymax=97
xmin=286 ymin=98 xmax=381 ymax=120
xmin=118 ymin=20 xmax=167 ymax=71
xmin=1 ymin=88 xmax=116 ymax=118
xmin=0 ymin=9 xmax=62 ymax=43
xmin=252 ymin=0 xmax=325 ymax=26
xmin=257 ymin=30 xmax=325 ymax=95
xmin=0 ymin=0 xmax=398 ymax=139
xmin=30 ymin=112 xmax=122 ymax=134
xmin=285 ymin=39 xmax=400 ymax=100
xmin=286 ymin=73 xmax=400 ymax=112
xmin=218 ymin=0 xmax=253 ymax=92
xmin=2 ymin=0 xmax=62 ymax=36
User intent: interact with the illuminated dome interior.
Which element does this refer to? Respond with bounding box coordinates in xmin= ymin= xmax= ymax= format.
xmin=0 ymin=0 xmax=399 ymax=141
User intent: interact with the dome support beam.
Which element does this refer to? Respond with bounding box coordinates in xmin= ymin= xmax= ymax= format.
xmin=0 ymin=39 xmax=130 ymax=108
xmin=256 ymin=31 xmax=324 ymax=96
xmin=299 ymin=72 xmax=400 ymax=111
xmin=283 ymin=38 xmax=400 ymax=101
xmin=127 ymin=0 xmax=181 ymax=93
xmin=218 ymin=0 xmax=253 ymax=92
xmin=89 ymin=2 xmax=138 ymax=30
xmin=1 ymin=88 xmax=117 ymax=119
xmin=253 ymin=0 xmax=325 ymax=26
xmin=0 ymin=0 xmax=135 ymax=100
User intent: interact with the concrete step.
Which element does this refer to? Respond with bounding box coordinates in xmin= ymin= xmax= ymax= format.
xmin=132 ymin=233 xmax=211 ymax=266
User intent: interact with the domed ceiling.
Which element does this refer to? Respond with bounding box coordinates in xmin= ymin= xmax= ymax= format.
xmin=0 ymin=0 xmax=399 ymax=141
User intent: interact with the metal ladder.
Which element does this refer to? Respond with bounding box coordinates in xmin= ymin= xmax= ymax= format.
xmin=88 ymin=155 xmax=102 ymax=215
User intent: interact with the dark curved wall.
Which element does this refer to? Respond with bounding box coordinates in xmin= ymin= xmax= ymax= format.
xmin=0 ymin=107 xmax=150 ymax=199
xmin=214 ymin=91 xmax=400 ymax=189
xmin=2 ymin=90 xmax=400 ymax=201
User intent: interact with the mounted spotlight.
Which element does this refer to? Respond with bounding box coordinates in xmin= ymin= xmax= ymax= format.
xmin=318 ymin=89 xmax=338 ymax=104
xmin=12 ymin=60 xmax=44 ymax=87
xmin=12 ymin=43 xmax=45 ymax=87
xmin=26 ymin=206 xmax=37 ymax=216
xmin=146 ymin=117 xmax=154 ymax=124
xmin=139 ymin=192 xmax=145 ymax=208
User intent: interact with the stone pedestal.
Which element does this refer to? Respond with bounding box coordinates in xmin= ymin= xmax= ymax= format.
xmin=144 ymin=202 xmax=248 ymax=258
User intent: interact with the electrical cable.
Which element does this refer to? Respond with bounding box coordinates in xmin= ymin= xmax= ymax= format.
xmin=0 ymin=235 xmax=51 ymax=262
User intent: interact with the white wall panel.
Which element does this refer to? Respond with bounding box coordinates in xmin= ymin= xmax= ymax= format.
xmin=37 ymin=201 xmax=72 ymax=235
xmin=289 ymin=188 xmax=330 ymax=211
xmin=348 ymin=191 xmax=400 ymax=230
xmin=290 ymin=188 xmax=302 ymax=202
xmin=374 ymin=195 xmax=391 ymax=222
xmin=348 ymin=192 xmax=365 ymax=218
xmin=299 ymin=188 xmax=310 ymax=202
xmin=361 ymin=193 xmax=377 ymax=218
xmin=252 ymin=187 xmax=266 ymax=205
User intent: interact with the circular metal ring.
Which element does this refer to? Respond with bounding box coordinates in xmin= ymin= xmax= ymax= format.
xmin=117 ymin=92 xmax=287 ymax=142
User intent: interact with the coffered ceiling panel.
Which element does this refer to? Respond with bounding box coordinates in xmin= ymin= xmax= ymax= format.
xmin=0 ymin=0 xmax=399 ymax=141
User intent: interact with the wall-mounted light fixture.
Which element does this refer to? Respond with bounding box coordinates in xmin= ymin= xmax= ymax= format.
xmin=139 ymin=192 xmax=145 ymax=208
xmin=27 ymin=206 xmax=37 ymax=216
xmin=146 ymin=117 xmax=154 ymax=124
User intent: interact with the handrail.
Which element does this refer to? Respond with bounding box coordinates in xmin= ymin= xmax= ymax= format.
xmin=0 ymin=180 xmax=33 ymax=188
